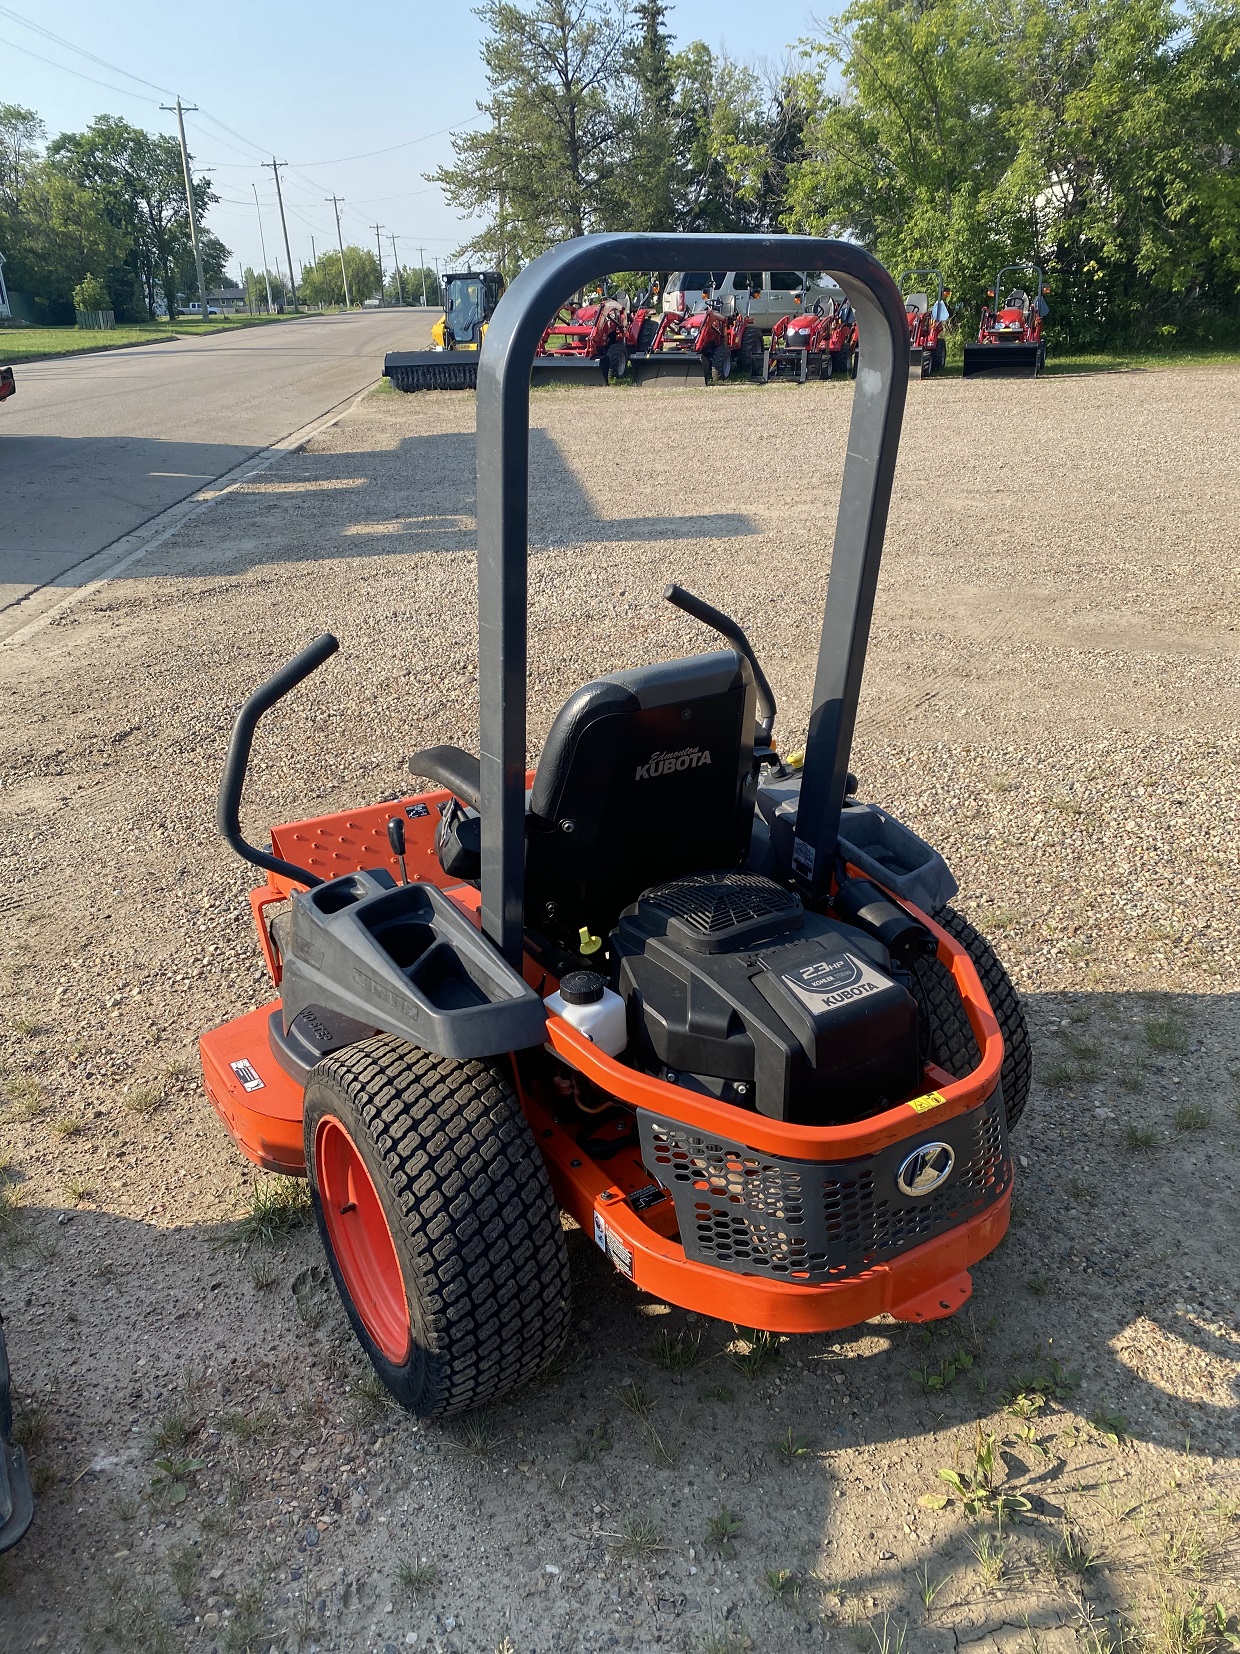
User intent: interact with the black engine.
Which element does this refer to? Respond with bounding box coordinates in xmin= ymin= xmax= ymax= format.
xmin=613 ymin=871 xmax=926 ymax=1125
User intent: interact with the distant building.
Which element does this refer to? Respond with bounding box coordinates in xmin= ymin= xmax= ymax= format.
xmin=177 ymin=285 xmax=248 ymax=315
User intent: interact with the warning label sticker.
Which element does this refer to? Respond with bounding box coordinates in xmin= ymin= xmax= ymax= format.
xmin=229 ymin=1059 xmax=265 ymax=1092
xmin=791 ymin=838 xmax=816 ymax=877
xmin=907 ymin=1090 xmax=946 ymax=1114
xmin=780 ymin=952 xmax=889 ymax=1013
xmin=593 ymin=1210 xmax=634 ymax=1279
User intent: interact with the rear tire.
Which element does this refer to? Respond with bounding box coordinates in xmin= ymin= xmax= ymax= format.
xmin=304 ymin=1035 xmax=571 ymax=1418
xmin=932 ymin=339 xmax=947 ymax=375
xmin=738 ymin=325 xmax=763 ymax=376
xmin=908 ymin=907 xmax=1032 ymax=1131
xmin=709 ymin=341 xmax=732 ymax=382
xmin=636 ymin=317 xmax=658 ymax=353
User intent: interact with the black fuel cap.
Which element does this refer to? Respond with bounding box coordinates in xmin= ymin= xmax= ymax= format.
xmin=559 ymin=970 xmax=606 ymax=1006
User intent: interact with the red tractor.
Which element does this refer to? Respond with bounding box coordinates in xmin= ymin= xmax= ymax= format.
xmin=900 ymin=270 xmax=950 ymax=378
xmin=826 ymin=300 xmax=859 ymax=379
xmin=532 ymin=295 xmax=633 ymax=385
xmin=765 ymin=303 xmax=837 ymax=382
xmin=630 ymin=297 xmax=764 ymax=385
xmin=963 ymin=264 xmax=1048 ymax=378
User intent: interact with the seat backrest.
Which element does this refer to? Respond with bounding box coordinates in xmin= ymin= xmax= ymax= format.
xmin=525 ymin=650 xmax=757 ymax=944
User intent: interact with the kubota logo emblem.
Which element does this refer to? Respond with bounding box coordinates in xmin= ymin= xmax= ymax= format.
xmin=896 ymin=1142 xmax=955 ymax=1198
xmin=635 ymin=746 xmax=712 ymax=781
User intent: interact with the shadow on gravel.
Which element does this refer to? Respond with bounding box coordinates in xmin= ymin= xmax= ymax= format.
xmin=1 ymin=988 xmax=1235 ymax=1647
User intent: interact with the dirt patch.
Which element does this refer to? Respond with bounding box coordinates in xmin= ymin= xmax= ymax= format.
xmin=1 ymin=368 xmax=1238 ymax=1653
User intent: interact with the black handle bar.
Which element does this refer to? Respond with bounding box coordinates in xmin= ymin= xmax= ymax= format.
xmin=663 ymin=583 xmax=777 ymax=741
xmin=217 ymin=632 xmax=340 ymax=888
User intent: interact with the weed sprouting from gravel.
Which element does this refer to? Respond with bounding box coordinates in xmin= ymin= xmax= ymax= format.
xmin=1144 ymin=1015 xmax=1189 ymax=1054
xmin=706 ymin=1506 xmax=743 ymax=1557
xmin=575 ymin=1421 xmax=612 ymax=1462
xmin=149 ymin=1404 xmax=198 ymax=1457
xmin=0 ymin=1179 xmax=24 ymax=1257
xmin=222 ymin=1580 xmax=268 ymax=1653
xmin=775 ymin=1427 xmax=811 ymax=1463
xmin=1173 ymin=1104 xmax=1211 ymax=1133
xmin=1160 ymin=1516 xmax=1208 ymax=1578
xmin=397 ymin=1557 xmax=439 ymax=1597
xmin=232 ymin=1176 xmax=311 ymax=1246
xmin=86 ymin=1577 xmax=176 ymax=1654
xmin=650 ymin=1326 xmax=703 ymax=1372
xmin=12 ymin=1398 xmax=51 ymax=1455
xmin=4 ymin=1076 xmax=43 ymax=1119
xmin=1091 ymin=1408 xmax=1130 ymax=1445
xmin=1069 ymin=1178 xmax=1098 ymax=1202
xmin=867 ymin=1612 xmax=909 ymax=1654
xmin=1125 ymin=1124 xmax=1159 ymax=1153
xmin=765 ymin=1567 xmax=800 ymax=1605
xmin=167 ymin=1543 xmax=200 ymax=1601
xmin=351 ymin=1370 xmax=394 ymax=1421
xmin=968 ymin=1529 xmax=1007 ymax=1589
xmin=727 ymin=1329 xmax=781 ymax=1378
xmin=52 ymin=1114 xmax=86 ymax=1138
xmin=453 ymin=1407 xmax=502 ymax=1456
xmin=1041 ymin=1525 xmax=1100 ymax=1582
xmin=917 ymin=1563 xmax=944 ymax=1612
xmin=1042 ymin=1062 xmax=1075 ymax=1088
xmin=1027 ymin=1275 xmax=1052 ymax=1296
xmin=611 ymin=1514 xmax=662 ymax=1558
xmin=125 ymin=1085 xmax=165 ymax=1117
xmin=248 ymin=1254 xmax=281 ymax=1290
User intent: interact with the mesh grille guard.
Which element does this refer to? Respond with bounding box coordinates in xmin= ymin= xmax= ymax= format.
xmin=637 ymin=1095 xmax=1010 ymax=1284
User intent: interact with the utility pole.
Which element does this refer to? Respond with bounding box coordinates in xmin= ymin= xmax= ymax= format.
xmin=251 ymin=184 xmax=274 ymax=312
xmin=161 ymin=96 xmax=209 ymax=322
xmin=310 ymin=234 xmax=317 ymax=267
xmin=326 ymin=195 xmax=351 ymax=308
xmin=389 ymin=235 xmax=403 ymax=306
xmin=262 ymin=158 xmax=298 ymax=311
xmin=371 ymin=223 xmax=385 ymax=306
xmin=418 ymin=246 xmax=427 ymax=307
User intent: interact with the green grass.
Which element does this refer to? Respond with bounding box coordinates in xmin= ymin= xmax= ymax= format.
xmin=0 ymin=311 xmax=318 ymax=364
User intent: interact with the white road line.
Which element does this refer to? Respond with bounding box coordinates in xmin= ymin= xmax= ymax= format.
xmin=1 ymin=379 xmax=379 ymax=651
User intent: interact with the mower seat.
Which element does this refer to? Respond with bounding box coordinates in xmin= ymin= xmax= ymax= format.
xmin=412 ymin=648 xmax=758 ymax=945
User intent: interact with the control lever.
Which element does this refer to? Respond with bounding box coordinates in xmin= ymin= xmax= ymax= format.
xmin=387 ymin=817 xmax=408 ymax=884
xmin=663 ymin=583 xmax=777 ymax=741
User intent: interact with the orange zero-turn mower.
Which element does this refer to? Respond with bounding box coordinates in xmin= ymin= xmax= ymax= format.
xmin=200 ymin=232 xmax=1031 ymax=1419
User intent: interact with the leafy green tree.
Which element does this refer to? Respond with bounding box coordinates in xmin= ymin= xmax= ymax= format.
xmin=298 ymin=246 xmax=380 ymax=307
xmin=614 ymin=0 xmax=678 ymax=231
xmin=49 ymin=116 xmax=219 ymax=319
xmin=431 ymin=0 xmax=631 ymax=268
xmin=72 ymin=272 xmax=111 ymax=312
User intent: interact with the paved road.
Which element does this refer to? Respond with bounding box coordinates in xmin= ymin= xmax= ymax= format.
xmin=0 ymin=308 xmax=433 ymax=610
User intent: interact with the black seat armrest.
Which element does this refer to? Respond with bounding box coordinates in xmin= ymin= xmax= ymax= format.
xmin=409 ymin=745 xmax=481 ymax=808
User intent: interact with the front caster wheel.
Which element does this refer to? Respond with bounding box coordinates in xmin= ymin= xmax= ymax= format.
xmin=305 ymin=1036 xmax=571 ymax=1418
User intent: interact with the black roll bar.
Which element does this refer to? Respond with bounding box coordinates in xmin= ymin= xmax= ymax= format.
xmin=475 ymin=233 xmax=910 ymax=966
xmin=217 ymin=632 xmax=339 ymax=888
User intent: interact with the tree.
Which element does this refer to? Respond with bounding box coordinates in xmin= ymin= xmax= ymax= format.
xmin=786 ymin=0 xmax=1240 ymax=348
xmin=613 ymin=0 xmax=678 ymax=231
xmin=49 ymin=116 xmax=220 ymax=319
xmin=431 ymin=0 xmax=631 ymax=268
xmin=299 ymin=246 xmax=381 ymax=308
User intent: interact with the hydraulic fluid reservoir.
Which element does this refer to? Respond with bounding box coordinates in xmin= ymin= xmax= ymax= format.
xmin=545 ymin=970 xmax=628 ymax=1057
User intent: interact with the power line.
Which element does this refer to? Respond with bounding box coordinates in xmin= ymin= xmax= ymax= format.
xmin=288 ymin=118 xmax=480 ymax=168
xmin=0 ymin=33 xmax=162 ymax=103
xmin=0 ymin=3 xmax=175 ymax=95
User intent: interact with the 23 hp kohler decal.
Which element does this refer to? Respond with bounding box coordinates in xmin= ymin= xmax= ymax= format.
xmin=634 ymin=745 xmax=712 ymax=781
xmin=781 ymin=953 xmax=890 ymax=1012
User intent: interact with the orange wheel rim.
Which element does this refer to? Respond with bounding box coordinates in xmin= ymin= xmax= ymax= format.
xmin=314 ymin=1116 xmax=411 ymax=1365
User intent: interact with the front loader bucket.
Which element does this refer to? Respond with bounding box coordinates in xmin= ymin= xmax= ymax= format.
xmin=630 ymin=351 xmax=710 ymax=386
xmin=531 ymin=355 xmax=610 ymax=388
xmin=962 ymin=343 xmax=1041 ymax=379
xmin=384 ymin=351 xmax=478 ymax=392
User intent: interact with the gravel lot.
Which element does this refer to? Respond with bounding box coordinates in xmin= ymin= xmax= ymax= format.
xmin=1 ymin=365 xmax=1238 ymax=1654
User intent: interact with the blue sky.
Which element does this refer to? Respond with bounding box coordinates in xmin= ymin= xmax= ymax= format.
xmin=2 ymin=0 xmax=827 ymax=282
